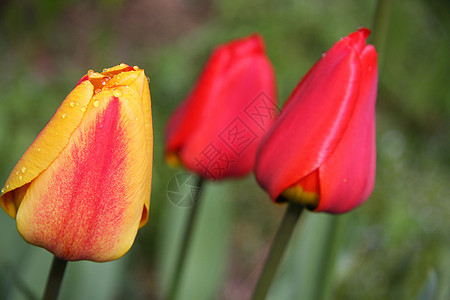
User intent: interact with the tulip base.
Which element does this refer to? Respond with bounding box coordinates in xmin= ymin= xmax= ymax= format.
xmin=251 ymin=201 xmax=304 ymax=300
xmin=42 ymin=256 xmax=67 ymax=300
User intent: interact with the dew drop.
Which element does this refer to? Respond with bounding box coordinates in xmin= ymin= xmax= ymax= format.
xmin=21 ymin=167 xmax=27 ymax=173
xmin=1 ymin=188 xmax=4 ymax=193
xmin=113 ymin=90 xmax=121 ymax=97
xmin=88 ymin=69 xmax=94 ymax=74
xmin=95 ymin=88 xmax=102 ymax=94
xmin=135 ymin=117 xmax=139 ymax=121
xmin=93 ymin=100 xmax=100 ymax=108
xmin=146 ymin=76 xmax=150 ymax=83
xmin=76 ymin=102 xmax=80 ymax=106
xmin=15 ymin=171 xmax=20 ymax=175
xmin=119 ymin=63 xmax=127 ymax=67
xmin=103 ymin=68 xmax=110 ymax=72
xmin=69 ymin=101 xmax=75 ymax=107
xmin=133 ymin=65 xmax=139 ymax=70
xmin=61 ymin=113 xmax=66 ymax=119
xmin=19 ymin=175 xmax=23 ymax=180
xmin=81 ymin=107 xmax=87 ymax=112
xmin=101 ymin=76 xmax=111 ymax=85
xmin=37 ymin=148 xmax=41 ymax=152
xmin=6 ymin=184 xmax=10 ymax=188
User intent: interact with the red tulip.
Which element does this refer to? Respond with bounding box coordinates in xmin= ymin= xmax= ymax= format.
xmin=0 ymin=64 xmax=153 ymax=261
xmin=165 ymin=34 xmax=277 ymax=180
xmin=255 ymin=28 xmax=378 ymax=213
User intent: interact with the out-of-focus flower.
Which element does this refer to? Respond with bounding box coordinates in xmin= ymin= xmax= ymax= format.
xmin=0 ymin=64 xmax=153 ymax=261
xmin=255 ymin=28 xmax=378 ymax=213
xmin=165 ymin=34 xmax=277 ymax=180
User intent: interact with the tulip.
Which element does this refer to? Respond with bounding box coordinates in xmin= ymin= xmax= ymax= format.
xmin=0 ymin=64 xmax=153 ymax=261
xmin=255 ymin=28 xmax=378 ymax=213
xmin=165 ymin=34 xmax=277 ymax=180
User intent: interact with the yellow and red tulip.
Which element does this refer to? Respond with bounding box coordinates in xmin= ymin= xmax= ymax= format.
xmin=165 ymin=34 xmax=277 ymax=180
xmin=0 ymin=64 xmax=153 ymax=261
xmin=255 ymin=28 xmax=378 ymax=213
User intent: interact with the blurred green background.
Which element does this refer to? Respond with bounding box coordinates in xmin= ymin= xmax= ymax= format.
xmin=0 ymin=0 xmax=449 ymax=299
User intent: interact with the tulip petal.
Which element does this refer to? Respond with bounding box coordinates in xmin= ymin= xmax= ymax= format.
xmin=166 ymin=34 xmax=277 ymax=179
xmin=1 ymin=81 xmax=94 ymax=217
xmin=256 ymin=31 xmax=366 ymax=200
xmin=180 ymin=54 xmax=275 ymax=177
xmin=317 ymin=45 xmax=378 ymax=213
xmin=15 ymin=88 xmax=150 ymax=261
xmin=165 ymin=34 xmax=268 ymax=154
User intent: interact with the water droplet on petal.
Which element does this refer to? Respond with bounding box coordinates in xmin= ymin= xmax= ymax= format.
xmin=113 ymin=90 xmax=121 ymax=97
xmin=119 ymin=63 xmax=127 ymax=68
xmin=95 ymin=88 xmax=102 ymax=94
xmin=6 ymin=184 xmax=10 ymax=189
xmin=93 ymin=100 xmax=99 ymax=108
xmin=135 ymin=117 xmax=139 ymax=121
xmin=76 ymin=102 xmax=80 ymax=106
xmin=21 ymin=167 xmax=27 ymax=173
xmin=1 ymin=188 xmax=4 ymax=193
xmin=133 ymin=65 xmax=139 ymax=70
xmin=146 ymin=76 xmax=150 ymax=83
xmin=88 ymin=69 xmax=94 ymax=74
xmin=61 ymin=113 xmax=66 ymax=119
xmin=15 ymin=171 xmax=20 ymax=175
xmin=70 ymin=101 xmax=75 ymax=107
xmin=19 ymin=175 xmax=23 ymax=180
xmin=101 ymin=76 xmax=111 ymax=85
xmin=37 ymin=148 xmax=41 ymax=152
xmin=81 ymin=107 xmax=87 ymax=112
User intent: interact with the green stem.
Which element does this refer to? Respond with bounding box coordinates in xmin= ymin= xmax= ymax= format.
xmin=167 ymin=176 xmax=205 ymax=300
xmin=371 ymin=0 xmax=394 ymax=67
xmin=251 ymin=202 xmax=304 ymax=300
xmin=42 ymin=256 xmax=67 ymax=300
xmin=311 ymin=216 xmax=341 ymax=300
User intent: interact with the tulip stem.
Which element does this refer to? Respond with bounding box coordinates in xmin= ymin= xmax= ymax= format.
xmin=371 ymin=0 xmax=393 ymax=67
xmin=42 ymin=256 xmax=67 ymax=300
xmin=167 ymin=175 xmax=205 ymax=300
xmin=310 ymin=216 xmax=341 ymax=300
xmin=251 ymin=202 xmax=304 ymax=300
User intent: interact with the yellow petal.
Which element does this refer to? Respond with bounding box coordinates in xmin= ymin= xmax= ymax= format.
xmin=1 ymin=65 xmax=153 ymax=261
xmin=1 ymin=80 xmax=94 ymax=217
xmin=16 ymin=84 xmax=151 ymax=261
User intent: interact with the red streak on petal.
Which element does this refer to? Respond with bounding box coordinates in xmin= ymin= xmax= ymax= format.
xmin=33 ymin=97 xmax=129 ymax=260
xmin=76 ymin=74 xmax=89 ymax=86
